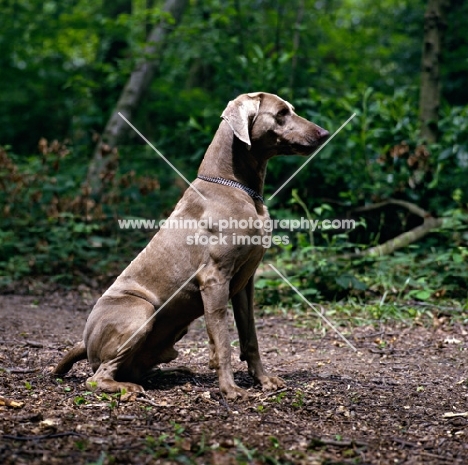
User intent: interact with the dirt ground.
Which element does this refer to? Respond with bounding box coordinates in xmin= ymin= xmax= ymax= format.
xmin=0 ymin=291 xmax=467 ymax=464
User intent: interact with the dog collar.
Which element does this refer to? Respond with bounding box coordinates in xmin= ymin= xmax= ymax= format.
xmin=197 ymin=175 xmax=264 ymax=203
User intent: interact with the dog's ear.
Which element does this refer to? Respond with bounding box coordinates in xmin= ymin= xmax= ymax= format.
xmin=221 ymin=94 xmax=261 ymax=149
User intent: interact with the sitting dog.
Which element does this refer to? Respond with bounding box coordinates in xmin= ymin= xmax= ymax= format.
xmin=53 ymin=92 xmax=329 ymax=400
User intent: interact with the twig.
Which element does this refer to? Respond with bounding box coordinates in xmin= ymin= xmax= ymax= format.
xmin=353 ymin=331 xmax=398 ymax=339
xmin=139 ymin=396 xmax=160 ymax=408
xmin=406 ymin=301 xmax=465 ymax=313
xmin=353 ymin=199 xmax=431 ymax=218
xmin=391 ymin=437 xmax=418 ymax=448
xmin=24 ymin=340 xmax=44 ymax=348
xmin=258 ymin=387 xmax=289 ymax=401
xmin=2 ymin=431 xmax=83 ymax=441
xmin=419 ymin=451 xmax=463 ymax=462
xmin=3 ymin=367 xmax=40 ymax=374
xmin=311 ymin=437 xmax=368 ymax=448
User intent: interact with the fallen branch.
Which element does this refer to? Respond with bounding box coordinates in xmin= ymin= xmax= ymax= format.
xmin=354 ymin=199 xmax=444 ymax=257
xmin=364 ymin=216 xmax=443 ymax=256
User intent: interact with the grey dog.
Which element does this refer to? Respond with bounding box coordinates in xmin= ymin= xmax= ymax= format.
xmin=53 ymin=92 xmax=329 ymax=400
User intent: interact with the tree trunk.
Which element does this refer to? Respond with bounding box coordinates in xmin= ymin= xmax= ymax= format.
xmin=418 ymin=0 xmax=448 ymax=143
xmin=87 ymin=0 xmax=189 ymax=200
xmin=289 ymin=0 xmax=305 ymax=93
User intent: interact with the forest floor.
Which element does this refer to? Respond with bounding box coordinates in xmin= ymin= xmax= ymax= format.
xmin=0 ymin=291 xmax=467 ymax=464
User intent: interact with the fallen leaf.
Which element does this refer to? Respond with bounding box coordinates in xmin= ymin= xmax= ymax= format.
xmin=120 ymin=391 xmax=137 ymax=402
xmin=180 ymin=438 xmax=191 ymax=451
xmin=0 ymin=396 xmax=24 ymax=409
xmin=40 ymin=418 xmax=59 ymax=430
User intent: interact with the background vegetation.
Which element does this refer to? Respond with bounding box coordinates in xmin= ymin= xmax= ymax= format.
xmin=0 ymin=0 xmax=466 ymax=311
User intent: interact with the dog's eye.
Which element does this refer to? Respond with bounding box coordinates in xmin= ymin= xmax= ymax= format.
xmin=277 ymin=108 xmax=289 ymax=118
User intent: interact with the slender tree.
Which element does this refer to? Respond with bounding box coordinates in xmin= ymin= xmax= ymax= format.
xmin=289 ymin=0 xmax=305 ymax=93
xmin=87 ymin=0 xmax=189 ymax=200
xmin=418 ymin=0 xmax=449 ymax=143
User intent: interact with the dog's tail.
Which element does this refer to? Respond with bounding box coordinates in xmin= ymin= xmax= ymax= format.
xmin=53 ymin=341 xmax=87 ymax=375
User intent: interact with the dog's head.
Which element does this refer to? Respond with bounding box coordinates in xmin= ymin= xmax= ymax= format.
xmin=221 ymin=92 xmax=329 ymax=157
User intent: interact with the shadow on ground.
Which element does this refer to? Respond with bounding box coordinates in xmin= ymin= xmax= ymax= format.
xmin=0 ymin=293 xmax=467 ymax=464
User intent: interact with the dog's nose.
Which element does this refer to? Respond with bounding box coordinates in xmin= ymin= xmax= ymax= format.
xmin=318 ymin=127 xmax=330 ymax=141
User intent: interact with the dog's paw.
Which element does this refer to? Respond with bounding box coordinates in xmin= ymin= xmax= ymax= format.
xmin=259 ymin=375 xmax=286 ymax=391
xmin=86 ymin=378 xmax=145 ymax=394
xmin=119 ymin=382 xmax=145 ymax=394
xmin=221 ymin=384 xmax=251 ymax=402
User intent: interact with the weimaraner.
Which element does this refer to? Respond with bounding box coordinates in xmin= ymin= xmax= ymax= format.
xmin=53 ymin=92 xmax=329 ymax=400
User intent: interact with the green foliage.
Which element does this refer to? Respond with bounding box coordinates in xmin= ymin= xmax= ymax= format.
xmin=0 ymin=0 xmax=467 ymax=311
xmin=0 ymin=142 xmax=178 ymax=285
xmin=73 ymin=395 xmax=87 ymax=406
xmin=144 ymin=422 xmax=193 ymax=462
xmin=258 ymin=225 xmax=467 ymax=305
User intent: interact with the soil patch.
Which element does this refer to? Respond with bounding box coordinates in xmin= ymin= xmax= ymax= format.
xmin=1 ymin=293 xmax=467 ymax=464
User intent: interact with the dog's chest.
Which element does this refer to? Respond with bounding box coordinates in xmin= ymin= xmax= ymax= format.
xmin=251 ymin=203 xmax=270 ymax=231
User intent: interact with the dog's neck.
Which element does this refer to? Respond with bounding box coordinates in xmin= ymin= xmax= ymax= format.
xmin=198 ymin=121 xmax=268 ymax=195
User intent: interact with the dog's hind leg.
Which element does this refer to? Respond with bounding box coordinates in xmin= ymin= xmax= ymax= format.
xmin=53 ymin=341 xmax=87 ymax=375
xmin=86 ymin=355 xmax=145 ymax=394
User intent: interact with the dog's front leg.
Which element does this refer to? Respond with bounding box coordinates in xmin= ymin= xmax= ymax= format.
xmin=201 ymin=283 xmax=248 ymax=400
xmin=232 ymin=276 xmax=285 ymax=391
